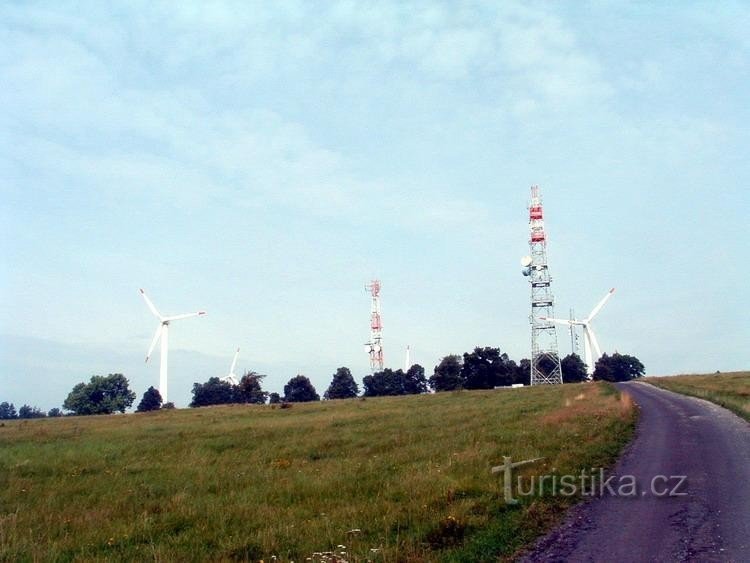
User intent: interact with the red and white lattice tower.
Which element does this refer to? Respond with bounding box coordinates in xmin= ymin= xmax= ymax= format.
xmin=365 ymin=279 xmax=383 ymax=372
xmin=522 ymin=186 xmax=563 ymax=385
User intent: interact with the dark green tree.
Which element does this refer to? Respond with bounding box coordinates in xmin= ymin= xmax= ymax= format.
xmin=63 ymin=374 xmax=136 ymax=415
xmin=363 ymin=368 xmax=408 ymax=396
xmin=593 ymin=353 xmax=645 ymax=382
xmin=461 ymin=347 xmax=517 ymax=389
xmin=137 ymin=386 xmax=163 ymax=412
xmin=235 ymin=371 xmax=269 ymax=404
xmin=325 ymin=367 xmax=359 ymax=399
xmin=18 ymin=405 xmax=46 ymax=419
xmin=0 ymin=402 xmax=17 ymax=420
xmin=561 ymin=354 xmax=588 ymax=383
xmin=429 ymin=355 xmax=464 ymax=391
xmin=514 ymin=359 xmax=531 ymax=385
xmin=283 ymin=375 xmax=320 ymax=402
xmin=47 ymin=407 xmax=63 ymax=417
xmin=190 ymin=377 xmax=235 ymax=407
xmin=268 ymin=392 xmax=281 ymax=404
xmin=404 ymin=363 xmax=428 ymax=394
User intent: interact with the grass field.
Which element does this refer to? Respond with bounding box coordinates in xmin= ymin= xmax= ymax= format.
xmin=0 ymin=383 xmax=635 ymax=562
xmin=646 ymin=371 xmax=750 ymax=422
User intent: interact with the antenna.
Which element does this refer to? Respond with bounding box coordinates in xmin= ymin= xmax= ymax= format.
xmin=522 ymin=186 xmax=563 ymax=385
xmin=364 ymin=280 xmax=383 ymax=372
xmin=569 ymin=308 xmax=578 ymax=356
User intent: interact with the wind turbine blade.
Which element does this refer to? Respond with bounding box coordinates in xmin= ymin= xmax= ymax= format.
xmin=163 ymin=311 xmax=207 ymax=322
xmin=229 ymin=348 xmax=239 ymax=375
xmin=587 ymin=288 xmax=615 ymax=321
xmin=588 ymin=326 xmax=602 ymax=361
xmin=145 ymin=325 xmax=162 ymax=362
xmin=140 ymin=289 xmax=162 ymax=320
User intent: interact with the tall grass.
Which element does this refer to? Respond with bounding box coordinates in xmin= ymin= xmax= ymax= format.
xmin=0 ymin=383 xmax=635 ymax=562
xmin=646 ymin=371 xmax=749 ymax=421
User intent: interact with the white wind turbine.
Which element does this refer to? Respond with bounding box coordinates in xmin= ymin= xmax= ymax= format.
xmin=542 ymin=288 xmax=615 ymax=378
xmin=221 ymin=348 xmax=241 ymax=386
xmin=140 ymin=288 xmax=206 ymax=403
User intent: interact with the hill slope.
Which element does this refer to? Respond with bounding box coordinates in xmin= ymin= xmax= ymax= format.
xmin=646 ymin=371 xmax=749 ymax=421
xmin=0 ymin=383 xmax=635 ymax=561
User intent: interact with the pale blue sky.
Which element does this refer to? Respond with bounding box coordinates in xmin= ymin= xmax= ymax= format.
xmin=1 ymin=1 xmax=748 ymax=409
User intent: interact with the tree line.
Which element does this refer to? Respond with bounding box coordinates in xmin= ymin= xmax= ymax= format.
xmin=0 ymin=349 xmax=644 ymax=418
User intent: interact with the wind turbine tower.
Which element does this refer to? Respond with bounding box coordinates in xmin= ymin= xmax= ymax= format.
xmin=365 ymin=279 xmax=383 ymax=372
xmin=140 ymin=289 xmax=206 ymax=403
xmin=521 ymin=185 xmax=563 ymax=385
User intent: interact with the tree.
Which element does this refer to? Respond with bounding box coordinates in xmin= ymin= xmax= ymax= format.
xmin=429 ymin=355 xmax=464 ymax=391
xmin=190 ymin=377 xmax=235 ymax=407
xmin=0 ymin=402 xmax=17 ymax=420
xmin=593 ymin=353 xmax=645 ymax=382
xmin=18 ymin=405 xmax=46 ymax=419
xmin=283 ymin=375 xmax=319 ymax=402
xmin=461 ymin=347 xmax=517 ymax=389
xmin=514 ymin=359 xmax=531 ymax=386
xmin=137 ymin=386 xmax=163 ymax=412
xmin=404 ymin=364 xmax=428 ymax=394
xmin=268 ymin=392 xmax=281 ymax=404
xmin=362 ymin=368 xmax=409 ymax=397
xmin=235 ymin=371 xmax=269 ymax=404
xmin=63 ymin=374 xmax=136 ymax=415
xmin=561 ymin=354 xmax=588 ymax=383
xmin=47 ymin=408 xmax=63 ymax=417
xmin=325 ymin=367 xmax=359 ymax=399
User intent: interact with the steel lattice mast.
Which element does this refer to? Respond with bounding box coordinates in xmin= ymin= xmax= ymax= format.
xmin=365 ymin=279 xmax=383 ymax=372
xmin=522 ymin=186 xmax=563 ymax=385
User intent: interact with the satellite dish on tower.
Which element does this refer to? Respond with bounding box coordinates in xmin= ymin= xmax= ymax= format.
xmin=521 ymin=256 xmax=532 ymax=267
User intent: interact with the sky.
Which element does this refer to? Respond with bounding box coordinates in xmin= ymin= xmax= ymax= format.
xmin=1 ymin=1 xmax=749 ymax=410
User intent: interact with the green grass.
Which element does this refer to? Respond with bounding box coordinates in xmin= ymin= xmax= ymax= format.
xmin=646 ymin=371 xmax=750 ymax=421
xmin=0 ymin=383 xmax=635 ymax=562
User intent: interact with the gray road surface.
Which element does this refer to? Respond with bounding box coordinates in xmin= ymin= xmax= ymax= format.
xmin=521 ymin=381 xmax=750 ymax=562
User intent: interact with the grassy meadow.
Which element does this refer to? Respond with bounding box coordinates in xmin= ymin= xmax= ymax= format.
xmin=1 ymin=383 xmax=635 ymax=562
xmin=646 ymin=371 xmax=750 ymax=421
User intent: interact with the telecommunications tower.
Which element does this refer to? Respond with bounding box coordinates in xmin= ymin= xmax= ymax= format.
xmin=521 ymin=186 xmax=563 ymax=385
xmin=365 ymin=279 xmax=383 ymax=372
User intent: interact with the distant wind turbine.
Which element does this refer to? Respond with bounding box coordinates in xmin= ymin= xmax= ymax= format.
xmin=404 ymin=345 xmax=411 ymax=372
xmin=541 ymin=288 xmax=615 ymax=378
xmin=140 ymin=288 xmax=206 ymax=403
xmin=221 ymin=348 xmax=241 ymax=386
